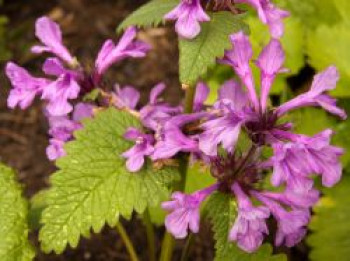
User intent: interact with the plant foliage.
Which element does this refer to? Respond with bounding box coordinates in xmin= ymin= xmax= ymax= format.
xmin=39 ymin=109 xmax=179 ymax=253
xmin=0 ymin=163 xmax=35 ymax=261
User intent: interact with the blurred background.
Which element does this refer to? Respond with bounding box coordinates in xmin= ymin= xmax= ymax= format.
xmin=0 ymin=0 xmax=349 ymax=260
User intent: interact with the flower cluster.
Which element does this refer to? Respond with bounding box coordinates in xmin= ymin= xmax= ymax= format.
xmin=165 ymin=0 xmax=289 ymax=39
xmin=6 ymin=16 xmax=150 ymax=160
xmin=116 ymin=32 xmax=345 ymax=252
xmin=5 ymin=8 xmax=346 ymax=255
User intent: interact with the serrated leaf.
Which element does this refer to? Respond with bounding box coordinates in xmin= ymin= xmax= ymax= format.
xmin=0 ymin=163 xmax=35 ymax=261
xmin=179 ymin=12 xmax=248 ymax=85
xmin=306 ymin=23 xmax=350 ymax=97
xmin=206 ymin=192 xmax=286 ymax=261
xmin=39 ymin=108 xmax=179 ymax=254
xmin=308 ymin=174 xmax=350 ymax=261
xmin=117 ymin=0 xmax=178 ymax=31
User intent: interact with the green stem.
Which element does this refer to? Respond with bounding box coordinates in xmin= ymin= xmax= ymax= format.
xmin=143 ymin=210 xmax=156 ymax=261
xmin=116 ymin=223 xmax=139 ymax=261
xmin=180 ymin=233 xmax=194 ymax=261
xmin=183 ymin=84 xmax=196 ymax=114
xmin=159 ymin=84 xmax=197 ymax=261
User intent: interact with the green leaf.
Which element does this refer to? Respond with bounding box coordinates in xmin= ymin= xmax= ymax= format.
xmin=279 ymin=0 xmax=341 ymax=28
xmin=287 ymin=108 xmax=337 ymax=136
xmin=39 ymin=108 xmax=179 ymax=254
xmin=0 ymin=163 xmax=35 ymax=261
xmin=206 ymin=192 xmax=286 ymax=261
xmin=308 ymin=174 xmax=350 ymax=261
xmin=185 ymin=163 xmax=215 ymax=194
xmin=179 ymin=12 xmax=248 ymax=85
xmin=117 ymin=0 xmax=178 ymax=31
xmin=333 ymin=119 xmax=350 ymax=168
xmin=306 ymin=23 xmax=350 ymax=97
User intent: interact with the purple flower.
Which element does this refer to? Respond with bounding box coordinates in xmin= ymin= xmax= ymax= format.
xmin=162 ymin=184 xmax=218 ymax=238
xmin=220 ymin=32 xmax=259 ymax=109
xmin=46 ymin=139 xmax=66 ymax=161
xmin=271 ymin=130 xmax=343 ymax=188
xmin=165 ymin=0 xmax=210 ymax=39
xmin=254 ymin=192 xmax=310 ymax=247
xmin=48 ymin=115 xmax=81 ymax=142
xmin=236 ymin=0 xmax=289 ymax=38
xmin=276 ymin=66 xmax=347 ymax=119
xmin=229 ymin=183 xmax=270 ymax=253
xmin=256 ymin=39 xmax=287 ymax=111
xmin=41 ymin=74 xmax=81 ymax=116
xmin=42 ymin=57 xmax=81 ymax=78
xmin=199 ymin=80 xmax=247 ymax=156
xmin=218 ymin=80 xmax=249 ymax=111
xmin=95 ymin=27 xmax=151 ymax=79
xmin=6 ymin=62 xmax=50 ymax=109
xmin=122 ymin=128 xmax=155 ymax=172
xmin=72 ymin=103 xmax=94 ymax=122
xmin=45 ymin=103 xmax=93 ymax=161
xmin=262 ymin=187 xmax=320 ymax=209
xmin=152 ymin=113 xmax=205 ymax=160
xmin=112 ymin=85 xmax=140 ymax=110
xmin=193 ymin=82 xmax=209 ymax=112
xmin=31 ymin=17 xmax=75 ymax=65
xmin=140 ymin=83 xmax=181 ymax=131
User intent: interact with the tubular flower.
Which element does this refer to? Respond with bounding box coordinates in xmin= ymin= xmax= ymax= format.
xmin=162 ymin=184 xmax=219 ymax=238
xmin=165 ymin=0 xmax=210 ymax=39
xmin=155 ymin=32 xmax=345 ymax=252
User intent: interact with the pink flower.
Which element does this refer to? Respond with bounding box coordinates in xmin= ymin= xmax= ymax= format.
xmin=255 ymin=39 xmax=287 ymax=111
xmin=199 ymin=80 xmax=247 ymax=156
xmin=165 ymin=0 xmax=210 ymax=39
xmin=31 ymin=17 xmax=75 ymax=65
xmin=235 ymin=0 xmax=289 ymax=38
xmin=5 ymin=62 xmax=50 ymax=109
xmin=229 ymin=183 xmax=270 ymax=252
xmin=277 ymin=66 xmax=347 ymax=119
xmin=41 ymin=74 xmax=81 ymax=116
xmin=112 ymin=85 xmax=141 ymax=110
xmin=220 ymin=32 xmax=259 ymax=109
xmin=271 ymin=130 xmax=343 ymax=188
xmin=253 ymin=192 xmax=310 ymax=247
xmin=122 ymin=128 xmax=155 ymax=172
xmin=162 ymin=184 xmax=218 ymax=238
xmin=94 ymin=27 xmax=151 ymax=79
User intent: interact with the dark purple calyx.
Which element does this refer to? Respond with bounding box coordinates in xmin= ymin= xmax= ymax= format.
xmin=210 ymin=151 xmax=261 ymax=193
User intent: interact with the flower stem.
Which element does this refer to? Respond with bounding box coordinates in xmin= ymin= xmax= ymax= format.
xmin=180 ymin=233 xmax=194 ymax=261
xmin=183 ymin=84 xmax=196 ymax=114
xmin=159 ymin=84 xmax=197 ymax=261
xmin=143 ymin=210 xmax=156 ymax=261
xmin=116 ymin=223 xmax=139 ymax=261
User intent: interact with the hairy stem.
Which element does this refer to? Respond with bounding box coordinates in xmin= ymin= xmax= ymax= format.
xmin=144 ymin=210 xmax=156 ymax=261
xmin=159 ymin=84 xmax=197 ymax=261
xmin=116 ymin=223 xmax=139 ymax=261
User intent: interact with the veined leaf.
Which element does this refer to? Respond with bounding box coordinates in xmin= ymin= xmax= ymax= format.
xmin=206 ymin=192 xmax=286 ymax=261
xmin=308 ymin=174 xmax=350 ymax=260
xmin=0 ymin=163 xmax=35 ymax=261
xmin=179 ymin=12 xmax=248 ymax=85
xmin=118 ymin=0 xmax=178 ymax=31
xmin=39 ymin=108 xmax=179 ymax=254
